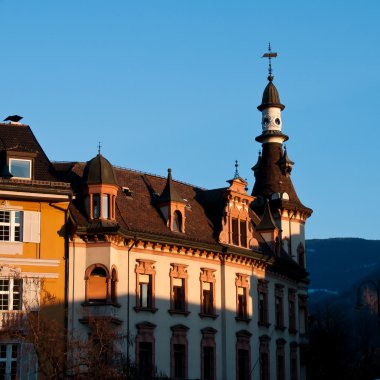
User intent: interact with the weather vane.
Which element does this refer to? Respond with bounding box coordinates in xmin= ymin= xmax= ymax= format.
xmin=98 ymin=141 xmax=102 ymax=155
xmin=262 ymin=42 xmax=278 ymax=79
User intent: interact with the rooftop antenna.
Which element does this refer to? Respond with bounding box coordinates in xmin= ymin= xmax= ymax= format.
xmin=98 ymin=141 xmax=102 ymax=155
xmin=262 ymin=42 xmax=278 ymax=80
xmin=234 ymin=160 xmax=240 ymax=179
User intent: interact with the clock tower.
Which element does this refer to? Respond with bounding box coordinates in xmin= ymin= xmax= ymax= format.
xmin=251 ymin=46 xmax=312 ymax=266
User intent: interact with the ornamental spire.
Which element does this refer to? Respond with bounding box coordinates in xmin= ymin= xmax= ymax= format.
xmin=262 ymin=42 xmax=277 ymax=82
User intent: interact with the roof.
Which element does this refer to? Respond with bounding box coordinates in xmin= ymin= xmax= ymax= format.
xmin=0 ymin=122 xmax=71 ymax=194
xmin=83 ymin=154 xmax=118 ymax=186
xmin=257 ymin=76 xmax=285 ymax=112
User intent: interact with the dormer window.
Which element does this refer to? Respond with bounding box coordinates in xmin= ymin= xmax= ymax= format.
xmin=173 ymin=211 xmax=183 ymax=232
xmin=9 ymin=158 xmax=31 ymax=179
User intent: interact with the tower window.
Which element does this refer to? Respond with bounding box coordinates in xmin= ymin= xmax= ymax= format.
xmin=92 ymin=194 xmax=100 ymax=219
xmin=240 ymin=220 xmax=247 ymax=247
xmin=102 ymin=194 xmax=109 ymax=219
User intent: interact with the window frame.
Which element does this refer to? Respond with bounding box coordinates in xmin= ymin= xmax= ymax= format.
xmin=170 ymin=324 xmax=189 ymax=380
xmin=257 ymin=280 xmax=270 ymax=327
xmin=275 ymin=284 xmax=285 ymax=330
xmin=135 ymin=260 xmax=157 ymax=313
xmin=201 ymin=327 xmax=217 ymax=380
xmin=235 ymin=274 xmax=250 ymax=322
xmin=0 ymin=210 xmax=22 ymax=242
xmin=0 ymin=343 xmax=18 ymax=379
xmin=276 ymin=339 xmax=286 ymax=380
xmin=169 ymin=264 xmax=189 ymax=315
xmin=259 ymin=335 xmax=270 ymax=380
xmin=85 ymin=264 xmax=110 ymax=304
xmin=288 ymin=289 xmax=297 ymax=334
xmin=0 ymin=278 xmax=22 ymax=312
xmin=136 ymin=322 xmax=156 ymax=379
xmin=199 ymin=268 xmax=217 ymax=319
xmin=9 ymin=158 xmax=32 ymax=179
xmin=236 ymin=330 xmax=252 ymax=380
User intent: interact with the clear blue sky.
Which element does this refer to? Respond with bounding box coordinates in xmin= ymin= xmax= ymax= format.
xmin=1 ymin=1 xmax=379 ymax=239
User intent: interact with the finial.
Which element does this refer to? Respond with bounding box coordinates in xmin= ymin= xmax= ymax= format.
xmin=262 ymin=42 xmax=278 ymax=81
xmin=234 ymin=160 xmax=240 ymax=179
xmin=97 ymin=141 xmax=102 ymax=155
xmin=168 ymin=168 xmax=172 ymax=174
xmin=244 ymin=178 xmax=249 ymax=192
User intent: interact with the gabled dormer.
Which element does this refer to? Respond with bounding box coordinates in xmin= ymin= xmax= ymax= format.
xmin=157 ymin=169 xmax=186 ymax=233
xmin=218 ymin=172 xmax=258 ymax=249
xmin=82 ymin=153 xmax=118 ymax=221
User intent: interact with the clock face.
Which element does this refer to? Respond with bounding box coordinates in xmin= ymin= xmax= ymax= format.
xmin=275 ymin=118 xmax=281 ymax=126
xmin=263 ymin=117 xmax=270 ymax=128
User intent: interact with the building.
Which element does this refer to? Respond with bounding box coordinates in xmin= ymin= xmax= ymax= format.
xmin=0 ymin=120 xmax=72 ymax=379
xmin=56 ymin=65 xmax=312 ymax=379
xmin=0 ymin=61 xmax=312 ymax=379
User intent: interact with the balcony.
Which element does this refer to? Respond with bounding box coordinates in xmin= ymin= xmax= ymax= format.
xmin=79 ymin=302 xmax=122 ymax=325
xmin=0 ymin=310 xmax=26 ymax=331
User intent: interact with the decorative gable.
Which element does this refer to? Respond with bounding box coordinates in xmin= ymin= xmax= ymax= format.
xmin=218 ymin=177 xmax=258 ymax=249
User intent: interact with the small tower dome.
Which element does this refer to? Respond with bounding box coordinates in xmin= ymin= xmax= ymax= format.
xmin=83 ymin=154 xmax=118 ymax=186
xmin=257 ymin=76 xmax=285 ymax=111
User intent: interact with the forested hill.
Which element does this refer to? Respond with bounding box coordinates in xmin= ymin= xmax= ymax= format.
xmin=306 ymin=238 xmax=380 ymax=297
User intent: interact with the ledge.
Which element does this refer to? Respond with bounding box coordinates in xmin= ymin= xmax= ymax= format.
xmin=133 ymin=306 xmax=158 ymax=314
xmin=168 ymin=309 xmax=190 ymax=316
xmin=82 ymin=301 xmax=121 ymax=308
xmin=199 ymin=312 xmax=219 ymax=320
xmin=258 ymin=321 xmax=271 ymax=328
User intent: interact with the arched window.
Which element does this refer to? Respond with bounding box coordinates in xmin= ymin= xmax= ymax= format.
xmin=86 ymin=265 xmax=109 ymax=303
xmin=173 ymin=211 xmax=182 ymax=232
xmin=111 ymin=268 xmax=118 ymax=304
xmin=92 ymin=194 xmax=100 ymax=219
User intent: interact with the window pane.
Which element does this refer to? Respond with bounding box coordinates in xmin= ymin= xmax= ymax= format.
xmin=240 ymin=220 xmax=247 ymax=247
xmin=102 ymin=195 xmax=109 ymax=219
xmin=9 ymin=159 xmax=31 ymax=179
xmin=93 ymin=194 xmax=100 ymax=218
xmin=174 ymin=285 xmax=184 ymax=311
xmin=139 ymin=342 xmax=152 ymax=378
xmin=174 ymin=344 xmax=185 ymax=378
xmin=203 ymin=346 xmax=214 ymax=380
xmin=140 ymin=283 xmax=148 ymax=308
xmin=0 ymin=211 xmax=10 ymax=223
xmin=232 ymin=218 xmax=239 ymax=245
xmin=0 ymin=226 xmax=10 ymax=241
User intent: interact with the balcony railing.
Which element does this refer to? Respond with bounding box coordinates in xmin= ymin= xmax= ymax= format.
xmin=79 ymin=302 xmax=122 ymax=325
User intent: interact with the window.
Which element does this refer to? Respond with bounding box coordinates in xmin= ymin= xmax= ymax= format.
xmin=276 ymin=339 xmax=286 ymax=380
xmin=135 ymin=260 xmax=156 ymax=312
xmin=240 ymin=220 xmax=247 ymax=247
xmin=232 ymin=218 xmax=239 ymax=245
xmin=110 ymin=268 xmax=118 ymax=304
xmin=259 ymin=335 xmax=270 ymax=380
xmin=0 ymin=344 xmax=18 ymax=380
xmin=173 ymin=211 xmax=183 ymax=232
xmin=136 ymin=322 xmax=156 ymax=379
xmin=236 ymin=330 xmax=251 ymax=380
xmin=9 ymin=158 xmax=31 ymax=179
xmin=169 ymin=264 xmax=188 ymax=314
xmin=200 ymin=268 xmax=216 ymax=318
xmin=236 ymin=274 xmax=249 ymax=321
xmin=0 ymin=211 xmax=22 ymax=242
xmin=0 ymin=278 xmax=22 ymax=311
xmin=275 ymin=285 xmax=284 ymax=329
xmin=288 ymin=290 xmax=297 ymax=333
xmin=298 ymin=295 xmax=308 ymax=336
xmin=297 ymin=243 xmax=305 ymax=268
xmin=290 ymin=343 xmax=298 ymax=380
xmin=258 ymin=280 xmax=269 ymax=326
xmin=86 ymin=265 xmax=109 ymax=303
xmin=170 ymin=324 xmax=188 ymax=379
xmin=201 ymin=327 xmax=216 ymax=380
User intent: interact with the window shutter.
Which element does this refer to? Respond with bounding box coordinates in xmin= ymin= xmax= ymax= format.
xmin=23 ymin=211 xmax=40 ymax=243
